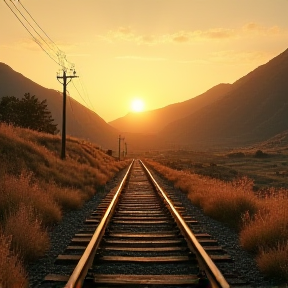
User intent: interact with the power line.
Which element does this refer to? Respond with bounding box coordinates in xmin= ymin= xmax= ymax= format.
xmin=71 ymin=80 xmax=91 ymax=109
xmin=17 ymin=0 xmax=75 ymax=71
xmin=5 ymin=1 xmax=101 ymax=156
xmin=5 ymin=0 xmax=75 ymax=71
xmin=10 ymin=0 xmax=58 ymax=56
xmin=18 ymin=0 xmax=60 ymax=53
xmin=76 ymin=72 xmax=96 ymax=111
xmin=4 ymin=0 xmax=60 ymax=66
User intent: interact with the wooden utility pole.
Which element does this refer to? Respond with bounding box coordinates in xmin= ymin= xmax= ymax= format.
xmin=118 ymin=135 xmax=125 ymax=161
xmin=57 ymin=70 xmax=78 ymax=159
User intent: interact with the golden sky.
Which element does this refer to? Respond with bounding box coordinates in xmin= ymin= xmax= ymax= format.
xmin=1 ymin=0 xmax=288 ymax=122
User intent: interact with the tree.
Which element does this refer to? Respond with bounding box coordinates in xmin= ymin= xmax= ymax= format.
xmin=0 ymin=93 xmax=59 ymax=135
xmin=0 ymin=95 xmax=20 ymax=125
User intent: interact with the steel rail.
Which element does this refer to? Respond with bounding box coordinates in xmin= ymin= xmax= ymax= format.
xmin=140 ymin=160 xmax=230 ymax=288
xmin=64 ymin=159 xmax=134 ymax=288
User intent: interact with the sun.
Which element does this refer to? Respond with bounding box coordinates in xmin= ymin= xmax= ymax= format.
xmin=130 ymin=98 xmax=145 ymax=113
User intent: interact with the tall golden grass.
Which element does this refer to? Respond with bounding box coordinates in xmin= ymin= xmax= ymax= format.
xmin=0 ymin=123 xmax=130 ymax=286
xmin=0 ymin=172 xmax=62 ymax=226
xmin=4 ymin=204 xmax=50 ymax=263
xmin=145 ymin=159 xmax=288 ymax=282
xmin=0 ymin=232 xmax=28 ymax=288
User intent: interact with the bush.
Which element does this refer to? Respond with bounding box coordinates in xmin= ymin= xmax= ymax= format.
xmin=3 ymin=204 xmax=50 ymax=263
xmin=257 ymin=242 xmax=288 ymax=282
xmin=42 ymin=181 xmax=85 ymax=211
xmin=255 ymin=150 xmax=268 ymax=158
xmin=0 ymin=232 xmax=28 ymax=288
xmin=0 ymin=172 xmax=62 ymax=226
xmin=240 ymin=192 xmax=288 ymax=253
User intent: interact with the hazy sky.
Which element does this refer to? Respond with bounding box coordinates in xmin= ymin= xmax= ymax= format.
xmin=1 ymin=0 xmax=288 ymax=122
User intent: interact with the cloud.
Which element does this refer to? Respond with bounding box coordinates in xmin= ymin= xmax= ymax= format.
xmin=170 ymin=28 xmax=237 ymax=43
xmin=104 ymin=27 xmax=237 ymax=45
xmin=102 ymin=23 xmax=285 ymax=46
xmin=107 ymin=26 xmax=136 ymax=41
xmin=13 ymin=38 xmax=40 ymax=51
xmin=171 ymin=32 xmax=191 ymax=43
xmin=242 ymin=22 xmax=281 ymax=36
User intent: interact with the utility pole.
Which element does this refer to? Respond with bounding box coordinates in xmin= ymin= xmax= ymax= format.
xmin=57 ymin=69 xmax=78 ymax=159
xmin=125 ymin=142 xmax=127 ymax=156
xmin=118 ymin=135 xmax=125 ymax=161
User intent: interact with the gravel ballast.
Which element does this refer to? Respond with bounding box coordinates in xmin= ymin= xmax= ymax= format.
xmin=28 ymin=164 xmax=280 ymax=288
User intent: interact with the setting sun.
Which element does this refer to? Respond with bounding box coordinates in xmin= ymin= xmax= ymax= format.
xmin=130 ymin=98 xmax=145 ymax=113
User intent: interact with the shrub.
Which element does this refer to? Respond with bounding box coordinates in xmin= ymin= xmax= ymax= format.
xmin=3 ymin=204 xmax=50 ymax=263
xmin=42 ymin=181 xmax=85 ymax=211
xmin=0 ymin=172 xmax=62 ymax=226
xmin=255 ymin=150 xmax=268 ymax=158
xmin=0 ymin=232 xmax=28 ymax=288
xmin=240 ymin=191 xmax=288 ymax=253
xmin=257 ymin=242 xmax=288 ymax=282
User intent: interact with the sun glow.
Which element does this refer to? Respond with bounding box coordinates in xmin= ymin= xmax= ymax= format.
xmin=130 ymin=98 xmax=145 ymax=113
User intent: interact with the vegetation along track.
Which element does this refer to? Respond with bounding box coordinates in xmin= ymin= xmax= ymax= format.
xmin=40 ymin=159 xmax=250 ymax=288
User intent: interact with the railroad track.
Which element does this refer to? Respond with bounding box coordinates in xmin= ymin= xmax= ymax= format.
xmin=40 ymin=159 xmax=250 ymax=288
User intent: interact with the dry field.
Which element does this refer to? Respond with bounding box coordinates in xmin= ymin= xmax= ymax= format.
xmin=144 ymin=147 xmax=288 ymax=190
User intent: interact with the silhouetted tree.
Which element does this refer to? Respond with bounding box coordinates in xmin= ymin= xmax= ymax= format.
xmin=0 ymin=93 xmax=59 ymax=134
xmin=0 ymin=95 xmax=20 ymax=125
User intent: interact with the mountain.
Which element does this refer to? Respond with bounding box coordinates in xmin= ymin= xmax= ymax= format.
xmin=2 ymin=46 xmax=288 ymax=153
xmin=0 ymin=63 xmax=119 ymax=150
xmin=109 ymin=83 xmax=232 ymax=134
xmin=158 ymin=48 xmax=288 ymax=149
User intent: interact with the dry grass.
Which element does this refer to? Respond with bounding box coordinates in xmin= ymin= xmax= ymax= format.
xmin=0 ymin=172 xmax=62 ymax=226
xmin=3 ymin=204 xmax=50 ymax=263
xmin=146 ymin=160 xmax=257 ymax=228
xmin=240 ymin=192 xmax=288 ymax=253
xmin=145 ymin=159 xmax=288 ymax=283
xmin=41 ymin=181 xmax=85 ymax=210
xmin=0 ymin=232 xmax=28 ymax=288
xmin=0 ymin=123 xmax=130 ymax=286
xmin=239 ymin=190 xmax=288 ymax=282
xmin=257 ymin=242 xmax=288 ymax=282
xmin=0 ymin=124 xmax=129 ymax=189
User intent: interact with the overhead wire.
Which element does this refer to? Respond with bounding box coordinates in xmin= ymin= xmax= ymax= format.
xmin=70 ymin=79 xmax=100 ymax=128
xmin=5 ymin=0 xmax=97 ymax=119
xmin=75 ymin=69 xmax=96 ymax=111
xmin=3 ymin=0 xmax=60 ymax=67
xmin=18 ymin=0 xmax=60 ymax=53
xmin=5 ymin=0 xmax=76 ymax=71
xmin=71 ymin=67 xmax=96 ymax=113
xmin=10 ymin=0 xmax=59 ymax=56
xmin=66 ymin=89 xmax=93 ymax=141
xmin=71 ymin=80 xmax=91 ymax=108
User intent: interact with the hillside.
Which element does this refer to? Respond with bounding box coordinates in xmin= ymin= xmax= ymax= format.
xmin=158 ymin=48 xmax=288 ymax=149
xmin=109 ymin=83 xmax=232 ymax=134
xmin=251 ymin=130 xmax=288 ymax=153
xmin=0 ymin=123 xmax=130 ymax=287
xmin=2 ymin=46 xmax=288 ymax=153
xmin=0 ymin=63 xmax=119 ymax=150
